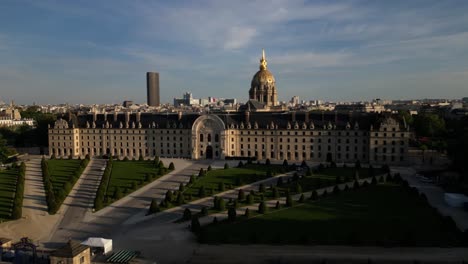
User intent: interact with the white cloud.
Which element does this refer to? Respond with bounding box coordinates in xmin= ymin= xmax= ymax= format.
xmin=223 ymin=26 xmax=257 ymax=50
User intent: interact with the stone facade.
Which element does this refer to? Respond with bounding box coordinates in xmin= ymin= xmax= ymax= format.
xmin=49 ymin=111 xmax=411 ymax=165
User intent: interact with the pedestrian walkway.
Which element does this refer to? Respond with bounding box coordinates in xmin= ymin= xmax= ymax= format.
xmin=23 ymin=157 xmax=48 ymax=216
xmin=50 ymin=158 xmax=107 ymax=243
xmin=393 ymin=166 xmax=468 ymax=232
xmin=124 ymin=171 xmax=297 ymax=226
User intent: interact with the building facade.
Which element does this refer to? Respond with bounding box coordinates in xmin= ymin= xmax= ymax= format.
xmin=49 ymin=50 xmax=412 ymax=165
xmin=48 ymin=111 xmax=411 ymax=165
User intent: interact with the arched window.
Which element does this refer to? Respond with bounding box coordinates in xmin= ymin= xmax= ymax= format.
xmin=215 ymin=134 xmax=219 ymax=142
xmin=208 ymin=134 xmax=212 ymax=142
xmin=200 ymin=134 xmax=204 ymax=142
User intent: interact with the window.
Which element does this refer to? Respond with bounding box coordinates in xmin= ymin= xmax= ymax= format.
xmin=208 ymin=134 xmax=211 ymax=142
xmin=200 ymin=134 xmax=204 ymax=142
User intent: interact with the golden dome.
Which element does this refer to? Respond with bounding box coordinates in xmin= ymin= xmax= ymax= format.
xmin=251 ymin=49 xmax=276 ymax=87
xmin=251 ymin=69 xmax=276 ymax=87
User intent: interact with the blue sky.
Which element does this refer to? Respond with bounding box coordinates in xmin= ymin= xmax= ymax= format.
xmin=1 ymin=0 xmax=468 ymax=104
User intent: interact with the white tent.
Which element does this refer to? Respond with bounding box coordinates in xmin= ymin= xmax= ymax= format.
xmin=81 ymin=237 xmax=113 ymax=254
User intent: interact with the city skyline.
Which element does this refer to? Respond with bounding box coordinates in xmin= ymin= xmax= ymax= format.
xmin=1 ymin=0 xmax=468 ymax=104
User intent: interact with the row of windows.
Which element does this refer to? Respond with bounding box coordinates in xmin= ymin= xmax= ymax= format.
xmin=235 ymin=130 xmax=368 ymax=136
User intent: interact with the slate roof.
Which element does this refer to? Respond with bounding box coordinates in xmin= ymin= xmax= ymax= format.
xmin=50 ymin=240 xmax=89 ymax=258
xmin=59 ymin=111 xmax=406 ymax=130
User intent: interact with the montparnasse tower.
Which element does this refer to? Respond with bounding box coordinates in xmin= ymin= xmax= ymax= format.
xmin=249 ymin=49 xmax=278 ymax=106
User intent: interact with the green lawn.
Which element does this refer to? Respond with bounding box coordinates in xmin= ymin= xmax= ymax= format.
xmin=47 ymin=159 xmax=82 ymax=192
xmin=198 ymin=183 xmax=463 ymax=246
xmin=184 ymin=168 xmax=271 ymax=197
xmin=282 ymin=167 xmax=386 ymax=192
xmin=0 ymin=168 xmax=19 ymax=220
xmin=105 ymin=161 xmax=163 ymax=197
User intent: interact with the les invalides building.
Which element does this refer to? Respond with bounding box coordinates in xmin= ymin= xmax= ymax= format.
xmin=49 ymin=50 xmax=412 ymax=165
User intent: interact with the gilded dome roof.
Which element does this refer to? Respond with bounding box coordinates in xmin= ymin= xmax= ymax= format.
xmin=251 ymin=49 xmax=276 ymax=87
xmin=251 ymin=69 xmax=276 ymax=87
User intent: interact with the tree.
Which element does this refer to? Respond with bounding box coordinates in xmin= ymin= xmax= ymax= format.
xmin=217 ymin=198 xmax=225 ymax=211
xmin=113 ymin=187 xmax=123 ymax=200
xmin=238 ymin=161 xmax=244 ymax=167
xmin=177 ymin=192 xmax=185 ymax=205
xmin=200 ymin=206 xmax=208 ymax=216
xmin=295 ymin=183 xmax=302 ymax=194
xmin=224 ymin=163 xmax=229 ymax=169
xmin=228 ymin=207 xmax=236 ymax=221
xmin=266 ymin=158 xmax=271 ymax=165
xmin=258 ymin=183 xmax=265 ymax=193
xmin=310 ymin=190 xmax=318 ymax=200
xmin=183 ymin=208 xmax=192 ymax=221
xmin=189 ymin=174 xmax=196 ymax=184
xmin=335 ymin=175 xmax=342 ymax=185
xmin=158 ymin=160 xmax=165 ymax=168
xmin=333 ymin=185 xmax=340 ymax=194
xmin=198 ymin=186 xmax=206 ymax=197
xmin=275 ymin=201 xmax=281 ymax=209
xmin=168 ymin=162 xmax=175 ymax=170
xmin=238 ymin=189 xmax=245 ymax=201
xmin=179 ymin=182 xmax=185 ymax=192
xmin=283 ymin=159 xmax=288 ymax=166
xmin=207 ymin=165 xmax=212 ymax=171
xmin=322 ymin=189 xmax=328 ymax=197
xmin=191 ymin=216 xmax=201 ymax=233
xmin=272 ymin=187 xmax=279 ymax=198
xmin=218 ymin=182 xmax=225 ymax=192
xmin=286 ymin=192 xmax=293 ymax=207
xmin=258 ymin=201 xmax=267 ymax=214
xmin=244 ymin=208 xmax=251 ymax=218
xmin=165 ymin=190 xmax=173 ymax=202
xmin=148 ymin=198 xmax=160 ymax=214
xmin=371 ymin=175 xmax=378 ymax=185
xmin=198 ymin=168 xmax=205 ymax=177
xmin=246 ymin=194 xmax=253 ymax=204
xmin=276 ymin=177 xmax=283 ymax=187
xmin=298 ymin=194 xmax=305 ymax=203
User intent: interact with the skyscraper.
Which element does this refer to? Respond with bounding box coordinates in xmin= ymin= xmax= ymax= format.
xmin=146 ymin=72 xmax=160 ymax=106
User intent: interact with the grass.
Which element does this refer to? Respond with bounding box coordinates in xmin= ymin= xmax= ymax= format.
xmin=105 ymin=160 xmax=164 ymax=198
xmin=282 ymin=167 xmax=386 ymax=192
xmin=184 ymin=168 xmax=270 ymax=197
xmin=0 ymin=168 xmax=19 ymax=220
xmin=198 ymin=183 xmax=464 ymax=246
xmin=47 ymin=159 xmax=82 ymax=192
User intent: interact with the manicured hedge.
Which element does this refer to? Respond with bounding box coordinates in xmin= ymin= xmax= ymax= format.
xmin=11 ymin=162 xmax=26 ymax=219
xmin=42 ymin=156 xmax=89 ymax=214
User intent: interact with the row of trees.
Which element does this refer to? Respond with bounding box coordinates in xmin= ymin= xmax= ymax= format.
xmin=11 ymin=162 xmax=26 ymax=219
xmin=94 ymin=159 xmax=113 ymax=211
xmin=42 ymin=156 xmax=90 ymax=214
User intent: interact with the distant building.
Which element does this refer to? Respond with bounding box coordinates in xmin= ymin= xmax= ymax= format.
xmin=146 ymin=72 xmax=160 ymax=107
xmin=122 ymin=100 xmax=134 ymax=108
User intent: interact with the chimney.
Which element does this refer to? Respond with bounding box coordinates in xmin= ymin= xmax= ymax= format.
xmin=245 ymin=111 xmax=250 ymax=124
xmin=305 ymin=111 xmax=309 ymax=123
xmin=93 ymin=112 xmax=97 ymax=122
xmin=291 ymin=112 xmax=296 ymax=122
xmin=178 ymin=111 xmax=182 ymax=121
xmin=136 ymin=112 xmax=141 ymax=123
xmin=113 ymin=113 xmax=118 ymax=122
xmin=125 ymin=112 xmax=130 ymax=125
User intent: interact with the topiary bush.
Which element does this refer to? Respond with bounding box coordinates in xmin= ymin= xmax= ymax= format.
xmin=258 ymin=201 xmax=268 ymax=214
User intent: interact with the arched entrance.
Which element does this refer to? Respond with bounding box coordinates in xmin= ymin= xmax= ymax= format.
xmin=206 ymin=146 xmax=213 ymax=159
xmin=191 ymin=115 xmax=226 ymax=160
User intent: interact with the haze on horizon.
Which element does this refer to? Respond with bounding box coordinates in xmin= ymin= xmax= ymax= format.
xmin=1 ymin=0 xmax=468 ymax=105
